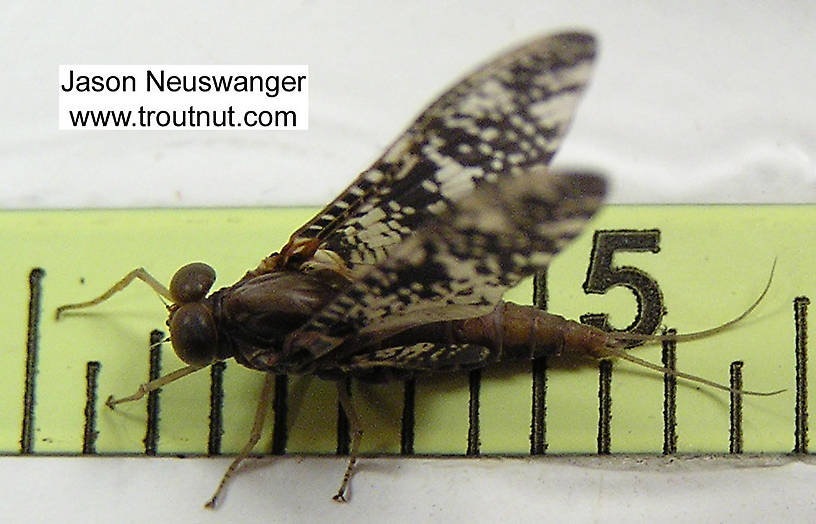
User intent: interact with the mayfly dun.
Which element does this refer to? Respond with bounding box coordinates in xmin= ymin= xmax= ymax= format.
xmin=56 ymin=31 xmax=780 ymax=508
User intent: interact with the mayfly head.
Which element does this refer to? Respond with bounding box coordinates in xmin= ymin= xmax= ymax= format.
xmin=166 ymin=262 xmax=219 ymax=367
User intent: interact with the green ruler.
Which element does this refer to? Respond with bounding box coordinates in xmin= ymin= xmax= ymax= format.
xmin=1 ymin=205 xmax=812 ymax=458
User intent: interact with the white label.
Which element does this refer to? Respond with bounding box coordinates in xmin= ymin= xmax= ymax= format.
xmin=58 ymin=65 xmax=308 ymax=130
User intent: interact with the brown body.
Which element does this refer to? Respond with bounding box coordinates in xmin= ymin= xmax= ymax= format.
xmin=53 ymin=32 xmax=770 ymax=508
xmin=200 ymin=266 xmax=611 ymax=382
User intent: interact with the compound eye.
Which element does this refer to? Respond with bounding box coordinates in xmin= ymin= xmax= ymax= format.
xmin=169 ymin=303 xmax=217 ymax=366
xmin=170 ymin=262 xmax=216 ymax=304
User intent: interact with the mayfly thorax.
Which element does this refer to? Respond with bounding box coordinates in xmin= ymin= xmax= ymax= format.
xmin=55 ymin=31 xmax=780 ymax=508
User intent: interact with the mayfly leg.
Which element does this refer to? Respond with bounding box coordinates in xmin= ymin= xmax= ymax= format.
xmin=333 ymin=381 xmax=363 ymax=503
xmin=55 ymin=267 xmax=173 ymax=319
xmin=106 ymin=364 xmax=205 ymax=408
xmin=206 ymin=373 xmax=276 ymax=509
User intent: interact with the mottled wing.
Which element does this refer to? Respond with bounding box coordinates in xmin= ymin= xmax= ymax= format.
xmin=338 ymin=343 xmax=496 ymax=375
xmin=288 ymin=32 xmax=596 ymax=270
xmin=282 ymin=169 xmax=606 ymax=371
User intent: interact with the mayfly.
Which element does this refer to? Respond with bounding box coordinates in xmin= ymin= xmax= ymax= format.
xmin=56 ymin=31 xmax=778 ymax=507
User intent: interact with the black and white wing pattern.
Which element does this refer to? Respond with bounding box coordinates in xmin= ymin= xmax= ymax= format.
xmin=273 ymin=31 xmax=602 ymax=371
xmin=283 ymin=169 xmax=606 ymax=371
xmin=287 ymin=32 xmax=596 ymax=271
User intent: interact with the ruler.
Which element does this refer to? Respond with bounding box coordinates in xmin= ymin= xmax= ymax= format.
xmin=1 ymin=206 xmax=812 ymax=457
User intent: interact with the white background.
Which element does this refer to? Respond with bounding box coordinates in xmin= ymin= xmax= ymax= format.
xmin=4 ymin=1 xmax=815 ymax=208
xmin=2 ymin=1 xmax=816 ymax=522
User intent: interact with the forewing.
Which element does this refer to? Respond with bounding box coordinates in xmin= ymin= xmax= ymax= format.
xmin=338 ymin=343 xmax=495 ymax=374
xmin=282 ymin=169 xmax=606 ymax=370
xmin=289 ymin=32 xmax=596 ymax=270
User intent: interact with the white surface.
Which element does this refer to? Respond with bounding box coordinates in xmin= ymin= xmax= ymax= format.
xmin=2 ymin=1 xmax=815 ymax=208
xmin=3 ymin=456 xmax=816 ymax=523
xmin=3 ymin=1 xmax=816 ymax=522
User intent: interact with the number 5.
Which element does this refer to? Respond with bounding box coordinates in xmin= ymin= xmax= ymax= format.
xmin=581 ymin=229 xmax=665 ymax=346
